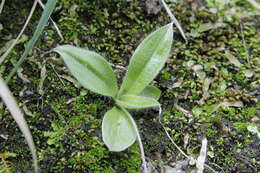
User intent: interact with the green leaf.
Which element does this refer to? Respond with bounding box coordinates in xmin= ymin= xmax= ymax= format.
xmin=119 ymin=23 xmax=173 ymax=96
xmin=54 ymin=45 xmax=118 ymax=97
xmin=102 ymin=107 xmax=136 ymax=151
xmin=6 ymin=0 xmax=57 ymax=83
xmin=140 ymin=85 xmax=161 ymax=100
xmin=116 ymin=95 xmax=160 ymax=109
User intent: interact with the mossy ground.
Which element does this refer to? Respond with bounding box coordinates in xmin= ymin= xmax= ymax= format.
xmin=0 ymin=0 xmax=259 ymax=172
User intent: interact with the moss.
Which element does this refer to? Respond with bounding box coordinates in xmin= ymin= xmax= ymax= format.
xmin=0 ymin=0 xmax=259 ymax=172
xmin=112 ymin=143 xmax=141 ymax=173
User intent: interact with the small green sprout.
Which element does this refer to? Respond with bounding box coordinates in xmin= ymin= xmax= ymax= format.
xmin=54 ymin=23 xmax=173 ymax=152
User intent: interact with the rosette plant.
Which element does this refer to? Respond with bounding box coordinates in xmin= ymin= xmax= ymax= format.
xmin=54 ymin=23 xmax=173 ymax=152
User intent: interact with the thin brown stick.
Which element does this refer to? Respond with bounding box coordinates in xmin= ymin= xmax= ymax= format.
xmin=109 ymin=63 xmax=127 ymax=70
xmin=174 ymin=98 xmax=193 ymax=118
xmin=49 ymin=62 xmax=66 ymax=86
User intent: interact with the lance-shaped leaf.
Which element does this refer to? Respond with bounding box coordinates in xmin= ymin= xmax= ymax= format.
xmin=102 ymin=107 xmax=136 ymax=152
xmin=140 ymin=85 xmax=161 ymax=100
xmin=119 ymin=23 xmax=173 ymax=96
xmin=54 ymin=45 xmax=118 ymax=97
xmin=116 ymin=95 xmax=160 ymax=109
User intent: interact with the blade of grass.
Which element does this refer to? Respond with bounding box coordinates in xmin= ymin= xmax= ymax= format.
xmin=0 ymin=0 xmax=5 ymax=14
xmin=6 ymin=0 xmax=57 ymax=83
xmin=0 ymin=0 xmax=38 ymax=65
xmin=160 ymin=0 xmax=187 ymax=42
xmin=0 ymin=76 xmax=39 ymax=173
xmin=37 ymin=0 xmax=64 ymax=40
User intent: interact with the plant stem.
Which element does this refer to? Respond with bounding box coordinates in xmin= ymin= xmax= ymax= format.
xmin=121 ymin=107 xmax=148 ymax=173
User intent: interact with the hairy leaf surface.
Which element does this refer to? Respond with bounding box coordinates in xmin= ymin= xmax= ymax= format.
xmin=116 ymin=95 xmax=160 ymax=109
xmin=102 ymin=107 xmax=136 ymax=151
xmin=140 ymin=85 xmax=161 ymax=100
xmin=119 ymin=23 xmax=173 ymax=96
xmin=54 ymin=45 xmax=118 ymax=97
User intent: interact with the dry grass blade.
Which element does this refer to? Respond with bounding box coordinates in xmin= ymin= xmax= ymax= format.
xmin=0 ymin=0 xmax=5 ymax=14
xmin=196 ymin=138 xmax=208 ymax=173
xmin=0 ymin=0 xmax=38 ymax=65
xmin=0 ymin=76 xmax=39 ymax=173
xmin=160 ymin=0 xmax=187 ymax=42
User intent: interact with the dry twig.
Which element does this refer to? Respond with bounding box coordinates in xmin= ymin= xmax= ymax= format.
xmin=158 ymin=106 xmax=220 ymax=173
xmin=160 ymin=0 xmax=187 ymax=42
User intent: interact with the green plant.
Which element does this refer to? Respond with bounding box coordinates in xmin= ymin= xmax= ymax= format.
xmin=54 ymin=23 xmax=173 ymax=171
xmin=0 ymin=1 xmax=58 ymax=172
xmin=5 ymin=0 xmax=57 ymax=83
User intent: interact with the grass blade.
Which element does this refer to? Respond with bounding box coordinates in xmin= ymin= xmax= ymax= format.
xmin=0 ymin=76 xmax=39 ymax=173
xmin=6 ymin=0 xmax=57 ymax=83
xmin=0 ymin=0 xmax=38 ymax=65
xmin=0 ymin=0 xmax=5 ymax=14
xmin=37 ymin=0 xmax=64 ymax=40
